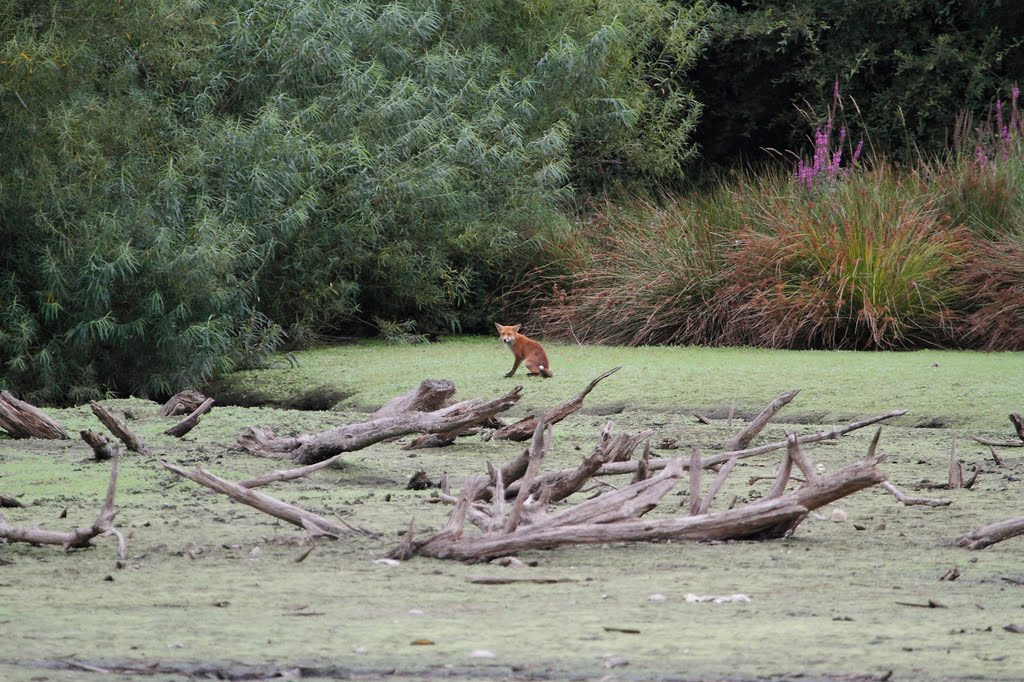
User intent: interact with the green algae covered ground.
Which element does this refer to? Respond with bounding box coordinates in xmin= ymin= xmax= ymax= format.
xmin=1 ymin=337 xmax=1023 ymax=681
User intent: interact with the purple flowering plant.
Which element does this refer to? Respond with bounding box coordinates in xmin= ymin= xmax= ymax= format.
xmin=795 ymin=79 xmax=864 ymax=189
xmin=972 ymin=84 xmax=1022 ymax=167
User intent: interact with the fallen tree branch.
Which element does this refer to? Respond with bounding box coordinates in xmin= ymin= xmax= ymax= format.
xmin=969 ymin=436 xmax=1024 ymax=448
xmin=485 ymin=367 xmax=621 ymax=442
xmin=542 ymin=410 xmax=908 ymax=481
xmin=90 ymin=401 xmax=150 ymax=454
xmin=880 ymin=482 xmax=952 ymax=507
xmin=164 ymin=397 xmax=215 ymax=437
xmin=0 ymin=456 xmax=124 ymax=558
xmin=956 ymin=515 xmax=1024 ymax=550
xmin=238 ymin=384 xmax=524 ymax=464
xmin=0 ymin=390 xmax=69 ymax=439
xmin=161 ymin=460 xmax=355 ymax=538
xmin=237 ymin=454 xmax=346 ymax=489
xmin=720 ymin=389 xmax=799 ymax=451
xmin=389 ymin=422 xmax=888 ymax=562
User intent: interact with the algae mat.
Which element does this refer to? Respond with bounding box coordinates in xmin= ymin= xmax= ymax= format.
xmin=1 ymin=339 xmax=1023 ymax=681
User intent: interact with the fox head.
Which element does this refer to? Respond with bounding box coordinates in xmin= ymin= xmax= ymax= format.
xmin=494 ymin=323 xmax=521 ymax=346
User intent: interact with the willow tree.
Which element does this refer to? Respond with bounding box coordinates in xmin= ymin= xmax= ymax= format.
xmin=0 ymin=0 xmax=712 ymax=403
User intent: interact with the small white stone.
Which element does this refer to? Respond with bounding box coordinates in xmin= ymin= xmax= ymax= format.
xmin=374 ymin=558 xmax=401 ymax=566
xmin=647 ymin=593 xmax=667 ymax=603
xmin=470 ymin=649 xmax=496 ymax=659
xmin=830 ymin=508 xmax=848 ymax=522
xmin=408 ymin=609 xmax=425 ymax=616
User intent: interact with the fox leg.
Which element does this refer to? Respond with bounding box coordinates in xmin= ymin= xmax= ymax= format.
xmin=505 ymin=356 xmax=522 ymax=378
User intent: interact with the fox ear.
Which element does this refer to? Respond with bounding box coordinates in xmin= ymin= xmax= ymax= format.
xmin=512 ymin=324 xmax=521 ymax=332
xmin=494 ymin=323 xmax=503 ymax=332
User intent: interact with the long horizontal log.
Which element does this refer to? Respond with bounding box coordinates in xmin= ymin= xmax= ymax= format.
xmin=397 ymin=452 xmax=886 ymax=561
xmin=956 ymin=515 xmax=1024 ymax=550
xmin=238 ymin=385 xmax=524 ymax=464
xmin=161 ymin=460 xmax=352 ymax=537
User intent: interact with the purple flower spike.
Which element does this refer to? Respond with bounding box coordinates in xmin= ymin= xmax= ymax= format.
xmin=833 ymin=79 xmax=840 ymax=104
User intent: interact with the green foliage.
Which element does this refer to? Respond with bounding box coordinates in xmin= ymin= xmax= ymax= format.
xmin=717 ymin=169 xmax=968 ymax=349
xmin=0 ymin=0 xmax=713 ymax=402
xmin=521 ymin=189 xmax=738 ymax=346
xmin=691 ymin=0 xmax=1024 ymax=165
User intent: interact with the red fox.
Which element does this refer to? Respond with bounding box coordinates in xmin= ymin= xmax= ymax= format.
xmin=495 ymin=323 xmax=553 ymax=378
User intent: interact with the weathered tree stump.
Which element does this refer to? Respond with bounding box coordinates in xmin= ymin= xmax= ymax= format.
xmin=164 ymin=397 xmax=215 ymax=437
xmin=158 ymin=390 xmax=208 ymax=417
xmin=80 ymin=429 xmax=123 ymax=461
xmin=0 ymin=391 xmax=69 ymax=439
xmin=90 ymin=401 xmax=150 ymax=454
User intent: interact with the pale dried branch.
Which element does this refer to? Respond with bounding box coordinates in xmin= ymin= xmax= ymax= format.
xmin=721 ymin=389 xmax=800 ymax=451
xmin=238 ymin=454 xmax=346 ymax=489
xmin=370 ymin=379 xmax=456 ymax=420
xmin=880 ymin=481 xmax=952 ymax=507
xmin=486 ymin=367 xmax=621 ymax=442
xmin=698 ymin=456 xmax=738 ymax=515
xmin=0 ymin=456 xmax=124 ymax=558
xmin=948 ymin=432 xmax=963 ymax=489
xmin=161 ymin=460 xmax=354 ymax=538
xmin=969 ymin=435 xmax=1024 ymax=448
xmin=785 ymin=432 xmax=819 ymax=485
xmin=588 ymin=410 xmax=907 ymax=478
xmin=238 ymin=385 xmax=523 ymax=464
xmin=688 ymin=447 xmax=703 ymax=516
xmin=956 ymin=515 xmax=1024 ymax=550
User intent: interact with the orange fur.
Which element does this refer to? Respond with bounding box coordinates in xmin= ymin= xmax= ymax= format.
xmin=494 ymin=323 xmax=553 ymax=378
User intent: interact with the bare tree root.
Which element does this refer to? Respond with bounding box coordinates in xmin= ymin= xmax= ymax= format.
xmin=0 ymin=456 xmax=125 ymax=559
xmin=0 ymin=390 xmax=69 ymax=439
xmin=161 ymin=460 xmax=359 ymax=538
xmin=484 ymin=367 xmax=621 ymax=442
xmin=388 ymin=419 xmax=888 ymax=562
xmin=237 ymin=384 xmax=524 ymax=464
xmin=956 ymin=515 xmax=1024 ymax=550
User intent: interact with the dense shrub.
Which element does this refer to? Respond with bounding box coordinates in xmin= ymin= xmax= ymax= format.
xmin=716 ymin=170 xmax=969 ymax=349
xmin=0 ymin=0 xmax=712 ymax=402
xmin=523 ymin=191 xmax=738 ymax=346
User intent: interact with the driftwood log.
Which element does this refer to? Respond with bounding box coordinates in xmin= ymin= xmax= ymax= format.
xmin=389 ymin=417 xmax=889 ymax=562
xmin=159 ymin=390 xmax=208 ymax=417
xmin=161 ymin=460 xmax=357 ymax=538
xmin=164 ymin=397 xmax=215 ymax=437
xmin=720 ymin=389 xmax=799 ymax=451
xmin=90 ymin=401 xmax=150 ymax=455
xmin=237 ymin=384 xmax=524 ymax=464
xmin=956 ymin=515 xmax=1024 ymax=550
xmin=0 ymin=390 xmax=69 ymax=439
xmin=484 ymin=367 xmax=620 ymax=442
xmin=370 ymin=379 xmax=456 ymax=420
xmin=0 ymin=456 xmax=125 ymax=558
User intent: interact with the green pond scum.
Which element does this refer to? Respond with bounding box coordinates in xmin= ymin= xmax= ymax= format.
xmin=1 ymin=337 xmax=1023 ymax=681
